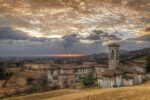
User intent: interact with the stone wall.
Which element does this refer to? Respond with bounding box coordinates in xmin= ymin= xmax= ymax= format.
xmin=122 ymin=78 xmax=134 ymax=86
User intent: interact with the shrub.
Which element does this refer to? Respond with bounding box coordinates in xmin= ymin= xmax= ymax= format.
xmin=80 ymin=74 xmax=96 ymax=86
xmin=73 ymin=83 xmax=85 ymax=89
xmin=146 ymin=55 xmax=150 ymax=73
xmin=27 ymin=76 xmax=48 ymax=92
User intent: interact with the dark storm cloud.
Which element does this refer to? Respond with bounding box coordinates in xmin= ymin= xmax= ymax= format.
xmin=119 ymin=40 xmax=150 ymax=51
xmin=0 ymin=27 xmax=29 ymax=40
xmin=0 ymin=27 xmax=50 ymax=42
xmin=86 ymin=30 xmax=121 ymax=42
xmin=133 ymin=34 xmax=150 ymax=42
xmin=62 ymin=34 xmax=79 ymax=47
xmin=86 ymin=30 xmax=104 ymax=40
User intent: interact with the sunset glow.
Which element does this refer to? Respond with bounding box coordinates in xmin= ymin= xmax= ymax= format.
xmin=48 ymin=54 xmax=84 ymax=57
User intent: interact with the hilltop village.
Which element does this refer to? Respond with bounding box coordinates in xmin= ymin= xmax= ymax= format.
xmin=0 ymin=43 xmax=149 ymax=98
xmin=46 ymin=43 xmax=146 ymax=88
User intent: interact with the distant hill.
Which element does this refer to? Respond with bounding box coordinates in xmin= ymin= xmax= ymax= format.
xmin=0 ymin=48 xmax=149 ymax=65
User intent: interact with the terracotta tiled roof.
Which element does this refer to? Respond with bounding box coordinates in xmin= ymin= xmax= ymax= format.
xmin=92 ymin=64 xmax=107 ymax=68
xmin=60 ymin=73 xmax=76 ymax=76
xmin=121 ymin=67 xmax=144 ymax=74
xmin=123 ymin=74 xmax=134 ymax=79
xmin=61 ymin=65 xmax=93 ymax=70
xmin=108 ymin=43 xmax=120 ymax=47
xmin=51 ymin=63 xmax=107 ymax=70
xmin=102 ymin=69 xmax=123 ymax=77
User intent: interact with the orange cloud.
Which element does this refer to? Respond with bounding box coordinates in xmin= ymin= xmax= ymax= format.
xmin=140 ymin=26 xmax=150 ymax=35
xmin=48 ymin=54 xmax=84 ymax=57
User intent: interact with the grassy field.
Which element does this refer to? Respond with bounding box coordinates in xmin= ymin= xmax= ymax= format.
xmin=44 ymin=81 xmax=150 ymax=100
xmin=4 ymin=89 xmax=76 ymax=100
xmin=4 ymin=81 xmax=150 ymax=100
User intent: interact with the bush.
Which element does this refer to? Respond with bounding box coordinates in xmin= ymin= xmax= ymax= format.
xmin=0 ymin=66 xmax=7 ymax=80
xmin=80 ymin=74 xmax=96 ymax=86
xmin=27 ymin=76 xmax=48 ymax=92
xmin=83 ymin=78 xmax=95 ymax=86
xmin=27 ymin=77 xmax=34 ymax=85
xmin=73 ymin=83 xmax=85 ymax=89
xmin=146 ymin=55 xmax=150 ymax=73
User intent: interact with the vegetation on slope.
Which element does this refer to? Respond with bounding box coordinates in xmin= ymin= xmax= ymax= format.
xmin=146 ymin=55 xmax=150 ymax=73
xmin=5 ymin=81 xmax=150 ymax=100
xmin=4 ymin=89 xmax=75 ymax=100
xmin=45 ymin=81 xmax=150 ymax=100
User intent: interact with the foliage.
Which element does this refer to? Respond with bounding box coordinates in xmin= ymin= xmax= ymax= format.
xmin=81 ymin=74 xmax=96 ymax=86
xmin=27 ymin=76 xmax=47 ymax=91
xmin=73 ymin=83 xmax=85 ymax=89
xmin=27 ymin=77 xmax=34 ymax=85
xmin=0 ymin=66 xmax=7 ymax=80
xmin=146 ymin=55 xmax=150 ymax=73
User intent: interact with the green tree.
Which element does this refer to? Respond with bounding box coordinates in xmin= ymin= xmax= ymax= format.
xmin=28 ymin=76 xmax=47 ymax=91
xmin=146 ymin=55 xmax=150 ymax=73
xmin=82 ymin=74 xmax=96 ymax=86
xmin=0 ymin=66 xmax=6 ymax=80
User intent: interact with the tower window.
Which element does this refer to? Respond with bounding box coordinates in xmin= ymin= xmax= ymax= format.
xmin=111 ymin=50 xmax=114 ymax=59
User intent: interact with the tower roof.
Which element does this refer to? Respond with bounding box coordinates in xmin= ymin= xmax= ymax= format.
xmin=108 ymin=43 xmax=120 ymax=47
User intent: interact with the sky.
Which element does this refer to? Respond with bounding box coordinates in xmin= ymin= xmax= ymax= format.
xmin=0 ymin=0 xmax=149 ymax=57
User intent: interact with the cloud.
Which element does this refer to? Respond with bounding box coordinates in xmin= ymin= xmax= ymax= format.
xmin=62 ymin=34 xmax=79 ymax=47
xmin=0 ymin=0 xmax=149 ymax=56
xmin=0 ymin=27 xmax=29 ymax=40
xmin=0 ymin=27 xmax=51 ymax=42
xmin=133 ymin=34 xmax=150 ymax=42
xmin=0 ymin=0 xmax=149 ymax=38
xmin=0 ymin=27 xmax=108 ymax=56
xmin=141 ymin=27 xmax=150 ymax=34
xmin=84 ymin=30 xmax=121 ymax=43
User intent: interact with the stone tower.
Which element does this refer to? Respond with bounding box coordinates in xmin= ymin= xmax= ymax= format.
xmin=108 ymin=43 xmax=120 ymax=70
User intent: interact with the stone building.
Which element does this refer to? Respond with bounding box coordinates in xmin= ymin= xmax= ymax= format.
xmin=47 ymin=63 xmax=96 ymax=88
xmin=47 ymin=43 xmax=146 ymax=89
xmin=58 ymin=74 xmax=76 ymax=88
xmin=98 ymin=43 xmax=146 ymax=88
xmin=24 ymin=63 xmax=51 ymax=71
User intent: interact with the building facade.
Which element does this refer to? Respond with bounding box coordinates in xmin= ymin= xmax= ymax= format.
xmin=47 ymin=43 xmax=146 ymax=88
xmin=98 ymin=43 xmax=146 ymax=88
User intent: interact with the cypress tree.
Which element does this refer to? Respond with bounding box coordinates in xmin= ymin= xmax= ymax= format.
xmin=146 ymin=55 xmax=150 ymax=73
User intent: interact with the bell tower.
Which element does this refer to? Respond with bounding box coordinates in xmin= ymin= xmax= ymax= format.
xmin=108 ymin=43 xmax=120 ymax=70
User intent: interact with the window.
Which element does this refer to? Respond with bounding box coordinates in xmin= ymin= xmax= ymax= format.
xmin=111 ymin=49 xmax=114 ymax=59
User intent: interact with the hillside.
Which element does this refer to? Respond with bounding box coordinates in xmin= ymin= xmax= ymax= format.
xmin=44 ymin=81 xmax=150 ymax=100
xmin=3 ymin=50 xmax=149 ymax=100
xmin=5 ymin=81 xmax=150 ymax=100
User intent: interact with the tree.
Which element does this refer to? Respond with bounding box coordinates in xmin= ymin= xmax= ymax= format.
xmin=0 ymin=66 xmax=6 ymax=80
xmin=27 ymin=76 xmax=48 ymax=91
xmin=82 ymin=74 xmax=96 ymax=86
xmin=146 ymin=55 xmax=150 ymax=73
